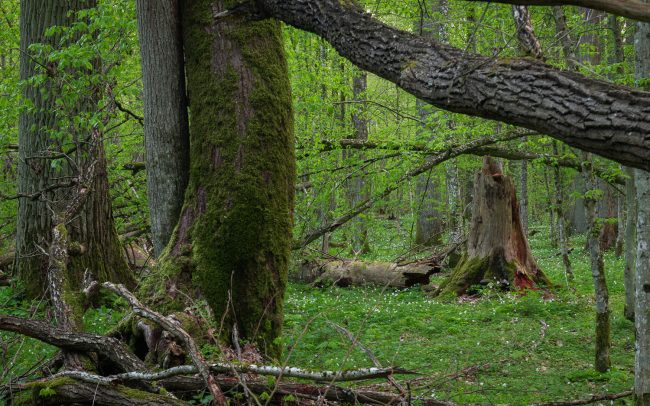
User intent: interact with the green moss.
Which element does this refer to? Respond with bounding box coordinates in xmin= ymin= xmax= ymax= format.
xmin=434 ymin=254 xmax=489 ymax=298
xmin=12 ymin=377 xmax=77 ymax=405
xmin=173 ymin=0 xmax=294 ymax=358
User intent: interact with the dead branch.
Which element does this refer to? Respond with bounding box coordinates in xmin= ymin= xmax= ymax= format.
xmin=101 ymin=282 xmax=227 ymax=405
xmin=0 ymin=315 xmax=145 ymax=373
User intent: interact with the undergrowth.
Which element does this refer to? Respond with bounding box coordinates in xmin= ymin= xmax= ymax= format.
xmin=0 ymin=223 xmax=635 ymax=405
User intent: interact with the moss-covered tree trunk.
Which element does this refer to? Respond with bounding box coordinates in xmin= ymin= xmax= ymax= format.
xmin=434 ymin=157 xmax=550 ymax=297
xmin=144 ymin=0 xmax=294 ymax=358
xmin=16 ymin=0 xmax=132 ymax=298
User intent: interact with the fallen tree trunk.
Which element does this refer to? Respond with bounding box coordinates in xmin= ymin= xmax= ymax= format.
xmin=293 ymin=259 xmax=440 ymax=288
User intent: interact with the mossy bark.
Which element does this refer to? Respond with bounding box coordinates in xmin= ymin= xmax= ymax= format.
xmin=434 ymin=157 xmax=550 ymax=297
xmin=143 ymin=0 xmax=294 ymax=358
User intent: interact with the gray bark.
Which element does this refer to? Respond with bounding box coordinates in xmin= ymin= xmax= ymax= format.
xmin=625 ymin=167 xmax=637 ymax=321
xmin=583 ymin=154 xmax=611 ymax=373
xmin=16 ymin=0 xmax=130 ymax=297
xmin=635 ymin=4 xmax=650 ymax=402
xmin=257 ymin=0 xmax=650 ymax=170
xmin=136 ymin=0 xmax=190 ymax=256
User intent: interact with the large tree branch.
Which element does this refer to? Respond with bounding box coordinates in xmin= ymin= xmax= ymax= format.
xmin=256 ymin=0 xmax=650 ymax=170
xmin=0 ymin=315 xmax=145 ymax=372
xmin=463 ymin=0 xmax=650 ymax=23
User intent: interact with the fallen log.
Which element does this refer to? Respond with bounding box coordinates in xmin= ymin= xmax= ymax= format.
xmin=293 ymin=259 xmax=441 ymax=288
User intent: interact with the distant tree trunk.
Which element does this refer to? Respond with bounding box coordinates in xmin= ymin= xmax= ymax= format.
xmin=635 ymin=6 xmax=650 ymax=402
xmin=552 ymin=142 xmax=573 ymax=282
xmin=567 ymin=174 xmax=588 ymax=235
xmin=552 ymin=6 xmax=578 ymax=71
xmin=598 ymin=184 xmax=618 ymax=252
xmin=543 ymin=171 xmax=558 ymax=247
xmin=142 ymin=0 xmax=294 ymax=357
xmin=346 ymin=70 xmax=370 ymax=254
xmin=615 ymin=190 xmax=625 ymax=258
xmin=510 ymin=4 xmax=541 ymax=237
xmin=624 ymin=167 xmax=637 ymax=321
xmin=414 ymin=0 xmax=446 ymax=248
xmin=136 ymin=0 xmax=190 ymax=257
xmin=583 ymin=153 xmax=611 ymax=372
xmin=16 ymin=0 xmax=131 ymax=298
xmin=434 ymin=157 xmax=550 ymax=297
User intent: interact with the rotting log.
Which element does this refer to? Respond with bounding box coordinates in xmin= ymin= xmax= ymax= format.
xmin=293 ymin=259 xmax=441 ymax=288
xmin=434 ymin=157 xmax=551 ymax=297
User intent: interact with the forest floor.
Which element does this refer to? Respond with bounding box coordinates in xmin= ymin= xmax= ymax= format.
xmin=0 ymin=222 xmax=634 ymax=405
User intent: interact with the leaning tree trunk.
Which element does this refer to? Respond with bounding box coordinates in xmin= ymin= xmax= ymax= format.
xmin=434 ymin=157 xmax=550 ymax=297
xmin=139 ymin=0 xmax=294 ymax=358
xmin=16 ymin=0 xmax=131 ymax=298
xmin=136 ymin=0 xmax=190 ymax=256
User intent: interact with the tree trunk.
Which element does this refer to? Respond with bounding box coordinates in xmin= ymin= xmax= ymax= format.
xmin=346 ymin=70 xmax=371 ymax=254
xmin=553 ymin=142 xmax=573 ymax=282
xmin=294 ymin=259 xmax=440 ymax=288
xmin=415 ymin=0 xmax=447 ymax=248
xmin=583 ymin=153 xmax=611 ymax=373
xmin=434 ymin=157 xmax=550 ymax=297
xmin=625 ymin=167 xmax=637 ymax=321
xmin=136 ymin=0 xmax=190 ymax=257
xmin=141 ymin=0 xmax=294 ymax=358
xmin=635 ymin=4 xmax=650 ymax=402
xmin=598 ymin=184 xmax=619 ymax=251
xmin=16 ymin=0 xmax=131 ymax=298
xmin=543 ymin=170 xmax=559 ymax=247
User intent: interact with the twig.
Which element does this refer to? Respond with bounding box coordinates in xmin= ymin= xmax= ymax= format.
xmin=102 ymin=282 xmax=225 ymax=405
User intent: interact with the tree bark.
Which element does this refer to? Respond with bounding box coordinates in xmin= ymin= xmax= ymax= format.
xmin=624 ymin=167 xmax=637 ymax=321
xmin=136 ymin=0 xmax=190 ymax=257
xmin=16 ymin=0 xmax=131 ymax=298
xmin=256 ymin=0 xmax=650 ymax=171
xmin=142 ymin=0 xmax=295 ymax=357
xmin=634 ymin=3 xmax=650 ymax=401
xmin=583 ymin=153 xmax=611 ymax=373
xmin=462 ymin=0 xmax=650 ymax=24
xmin=434 ymin=157 xmax=550 ymax=297
xmin=294 ymin=259 xmax=440 ymax=288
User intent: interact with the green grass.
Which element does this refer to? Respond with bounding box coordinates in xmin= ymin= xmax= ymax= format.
xmin=281 ymin=226 xmax=634 ymax=404
xmin=0 ymin=225 xmax=635 ymax=405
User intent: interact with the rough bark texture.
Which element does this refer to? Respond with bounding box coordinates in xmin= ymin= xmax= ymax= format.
xmin=635 ymin=5 xmax=650 ymax=402
xmin=16 ymin=0 xmax=131 ymax=298
xmin=294 ymin=259 xmax=440 ymax=288
xmin=434 ymin=157 xmax=550 ymax=297
xmin=256 ymin=0 xmax=650 ymax=171
xmin=583 ymin=154 xmax=611 ymax=373
xmin=142 ymin=0 xmax=294 ymax=358
xmin=512 ymin=5 xmax=543 ymax=59
xmin=136 ymin=0 xmax=190 ymax=256
xmin=463 ymin=0 xmax=650 ymax=24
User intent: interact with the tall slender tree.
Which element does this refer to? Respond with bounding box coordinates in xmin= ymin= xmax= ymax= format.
xmin=136 ymin=0 xmax=190 ymax=256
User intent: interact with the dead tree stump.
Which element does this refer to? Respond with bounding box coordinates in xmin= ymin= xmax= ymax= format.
xmin=434 ymin=157 xmax=551 ymax=297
